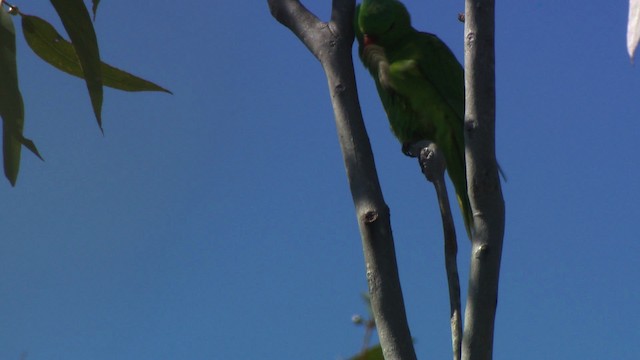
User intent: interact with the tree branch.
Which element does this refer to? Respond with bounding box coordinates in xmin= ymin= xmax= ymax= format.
xmin=462 ymin=0 xmax=506 ymax=359
xmin=268 ymin=0 xmax=324 ymax=59
xmin=408 ymin=140 xmax=462 ymax=360
xmin=267 ymin=1 xmax=416 ymax=359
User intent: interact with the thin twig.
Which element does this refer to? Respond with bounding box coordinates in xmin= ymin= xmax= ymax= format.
xmin=409 ymin=141 xmax=462 ymax=360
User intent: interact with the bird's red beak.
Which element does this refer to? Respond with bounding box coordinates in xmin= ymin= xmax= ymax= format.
xmin=363 ymin=34 xmax=376 ymax=46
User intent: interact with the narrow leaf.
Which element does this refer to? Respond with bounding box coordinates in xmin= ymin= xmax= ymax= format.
xmin=2 ymin=121 xmax=22 ymax=186
xmin=628 ymin=0 xmax=640 ymax=61
xmin=0 ymin=7 xmax=38 ymax=186
xmin=17 ymin=135 xmax=43 ymax=161
xmin=349 ymin=345 xmax=384 ymax=360
xmin=21 ymin=15 xmax=171 ymax=93
xmin=50 ymin=0 xmax=103 ymax=129
xmin=92 ymin=0 xmax=100 ymax=19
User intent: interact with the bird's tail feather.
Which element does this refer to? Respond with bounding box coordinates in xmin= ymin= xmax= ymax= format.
xmin=443 ymin=135 xmax=474 ymax=240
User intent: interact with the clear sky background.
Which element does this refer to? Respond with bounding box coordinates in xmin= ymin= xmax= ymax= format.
xmin=1 ymin=1 xmax=639 ymax=359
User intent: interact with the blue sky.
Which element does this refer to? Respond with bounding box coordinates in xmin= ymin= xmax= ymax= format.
xmin=1 ymin=0 xmax=639 ymax=359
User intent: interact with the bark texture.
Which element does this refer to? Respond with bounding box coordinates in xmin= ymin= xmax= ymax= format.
xmin=268 ymin=1 xmax=416 ymax=359
xmin=462 ymin=0 xmax=506 ymax=359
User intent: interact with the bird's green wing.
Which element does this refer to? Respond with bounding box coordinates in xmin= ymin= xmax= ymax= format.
xmin=415 ymin=34 xmax=472 ymax=238
xmin=388 ymin=33 xmax=473 ymax=237
xmin=411 ymin=32 xmax=465 ymax=122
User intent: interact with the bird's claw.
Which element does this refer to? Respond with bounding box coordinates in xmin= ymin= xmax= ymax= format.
xmin=402 ymin=140 xmax=432 ymax=158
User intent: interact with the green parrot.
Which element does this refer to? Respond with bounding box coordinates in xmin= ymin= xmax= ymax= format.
xmin=355 ymin=0 xmax=473 ymax=238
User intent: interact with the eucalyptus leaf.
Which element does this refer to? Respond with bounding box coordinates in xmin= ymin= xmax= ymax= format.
xmin=348 ymin=344 xmax=384 ymax=360
xmin=50 ymin=0 xmax=103 ymax=129
xmin=92 ymin=0 xmax=101 ymax=19
xmin=22 ymin=15 xmax=171 ymax=93
xmin=0 ymin=7 xmax=41 ymax=186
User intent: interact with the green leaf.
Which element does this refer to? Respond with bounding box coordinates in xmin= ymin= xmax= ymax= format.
xmin=348 ymin=344 xmax=384 ymax=360
xmin=17 ymin=135 xmax=43 ymax=161
xmin=92 ymin=0 xmax=101 ymax=19
xmin=50 ymin=0 xmax=103 ymax=130
xmin=21 ymin=15 xmax=171 ymax=94
xmin=1 ymin=6 xmax=25 ymax=186
xmin=0 ymin=7 xmax=41 ymax=186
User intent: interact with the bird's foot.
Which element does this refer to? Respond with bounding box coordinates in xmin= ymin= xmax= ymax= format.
xmin=402 ymin=140 xmax=432 ymax=158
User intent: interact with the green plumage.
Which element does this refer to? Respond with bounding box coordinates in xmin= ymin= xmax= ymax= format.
xmin=355 ymin=0 xmax=473 ymax=238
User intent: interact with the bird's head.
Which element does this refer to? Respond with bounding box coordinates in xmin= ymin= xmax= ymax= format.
xmin=358 ymin=0 xmax=412 ymax=47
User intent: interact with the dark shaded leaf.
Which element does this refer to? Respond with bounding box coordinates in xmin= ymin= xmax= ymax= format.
xmin=0 ymin=7 xmax=41 ymax=186
xmin=1 ymin=7 xmax=25 ymax=186
xmin=17 ymin=135 xmax=43 ymax=161
xmin=349 ymin=344 xmax=384 ymax=360
xmin=21 ymin=15 xmax=171 ymax=93
xmin=92 ymin=0 xmax=100 ymax=19
xmin=50 ymin=0 xmax=103 ymax=130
